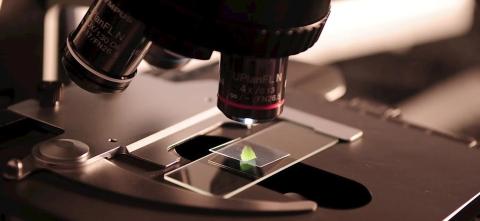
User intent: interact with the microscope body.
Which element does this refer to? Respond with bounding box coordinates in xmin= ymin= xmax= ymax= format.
xmin=2 ymin=63 xmax=480 ymax=220
xmin=1 ymin=1 xmax=480 ymax=220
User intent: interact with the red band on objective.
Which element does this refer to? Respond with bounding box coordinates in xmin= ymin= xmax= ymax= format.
xmin=217 ymin=95 xmax=284 ymax=111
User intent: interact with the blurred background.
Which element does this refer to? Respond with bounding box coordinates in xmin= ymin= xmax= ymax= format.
xmin=1 ymin=0 xmax=480 ymax=141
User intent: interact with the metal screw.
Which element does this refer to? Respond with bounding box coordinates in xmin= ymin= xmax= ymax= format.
xmin=3 ymin=158 xmax=23 ymax=180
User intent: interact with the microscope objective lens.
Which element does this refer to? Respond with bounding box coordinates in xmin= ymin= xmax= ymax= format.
xmin=218 ymin=54 xmax=288 ymax=123
xmin=63 ymin=0 xmax=150 ymax=93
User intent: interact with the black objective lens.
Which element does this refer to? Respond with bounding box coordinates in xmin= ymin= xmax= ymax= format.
xmin=218 ymin=54 xmax=288 ymax=124
xmin=144 ymin=44 xmax=190 ymax=69
xmin=63 ymin=0 xmax=150 ymax=93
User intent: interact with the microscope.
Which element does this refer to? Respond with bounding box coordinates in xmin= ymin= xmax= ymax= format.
xmin=1 ymin=0 xmax=480 ymax=220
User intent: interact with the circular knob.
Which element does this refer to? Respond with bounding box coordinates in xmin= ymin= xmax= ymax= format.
xmin=35 ymin=139 xmax=90 ymax=166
